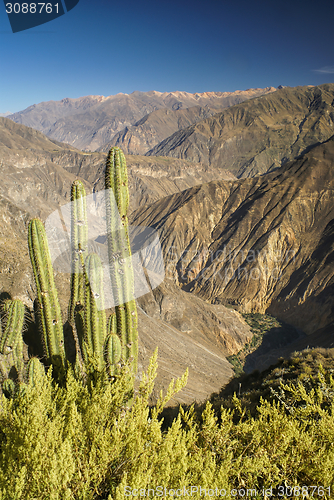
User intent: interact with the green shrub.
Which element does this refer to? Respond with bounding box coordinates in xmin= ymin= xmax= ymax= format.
xmin=0 ymin=352 xmax=333 ymax=498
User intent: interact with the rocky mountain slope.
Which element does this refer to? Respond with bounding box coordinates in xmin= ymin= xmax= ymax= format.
xmin=146 ymin=84 xmax=334 ymax=178
xmin=132 ymin=135 xmax=334 ymax=337
xmin=98 ymin=105 xmax=214 ymax=155
xmin=8 ymin=88 xmax=276 ymax=151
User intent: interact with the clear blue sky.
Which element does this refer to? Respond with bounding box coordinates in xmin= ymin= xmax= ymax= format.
xmin=1 ymin=0 xmax=334 ymax=113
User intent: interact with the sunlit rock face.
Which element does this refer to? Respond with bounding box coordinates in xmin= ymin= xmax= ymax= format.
xmin=133 ymin=135 xmax=334 ymax=335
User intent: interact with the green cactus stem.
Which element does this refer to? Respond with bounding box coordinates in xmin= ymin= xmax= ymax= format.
xmin=77 ymin=254 xmax=106 ymax=372
xmin=27 ymin=357 xmax=45 ymax=387
xmin=68 ymin=180 xmax=88 ymax=325
xmin=0 ymin=299 xmax=25 ymax=355
xmin=2 ymin=378 xmax=16 ymax=398
xmin=0 ymin=340 xmax=24 ymax=384
xmin=85 ymin=253 xmax=107 ymax=338
xmin=28 ymin=219 xmax=65 ymax=369
xmin=0 ymin=354 xmax=10 ymax=381
xmin=105 ymin=147 xmax=138 ymax=375
xmin=104 ymin=333 xmax=122 ymax=376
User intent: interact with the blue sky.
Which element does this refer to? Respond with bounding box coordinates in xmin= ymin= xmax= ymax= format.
xmin=1 ymin=0 xmax=334 ymax=113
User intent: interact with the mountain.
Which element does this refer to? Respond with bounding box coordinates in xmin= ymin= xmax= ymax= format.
xmin=74 ymin=154 xmax=235 ymax=213
xmin=146 ymin=84 xmax=334 ymax=178
xmin=8 ymin=88 xmax=276 ymax=151
xmin=0 ymin=112 xmax=12 ymax=117
xmin=132 ymin=135 xmax=334 ymax=337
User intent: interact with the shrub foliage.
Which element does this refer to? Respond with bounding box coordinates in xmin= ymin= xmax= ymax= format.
xmin=0 ymin=350 xmax=333 ymax=498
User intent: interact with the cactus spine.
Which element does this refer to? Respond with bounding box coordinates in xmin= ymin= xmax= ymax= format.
xmin=28 ymin=219 xmax=65 ymax=368
xmin=105 ymin=147 xmax=138 ymax=375
xmin=68 ymin=180 xmax=88 ymax=325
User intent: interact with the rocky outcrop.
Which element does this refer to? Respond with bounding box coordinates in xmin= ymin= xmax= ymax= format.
xmin=133 ymin=135 xmax=334 ymax=336
xmin=146 ymin=84 xmax=334 ymax=178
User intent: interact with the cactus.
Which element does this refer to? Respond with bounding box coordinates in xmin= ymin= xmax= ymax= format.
xmin=0 ymin=341 xmax=25 ymax=392
xmin=105 ymin=147 xmax=138 ymax=375
xmin=104 ymin=333 xmax=122 ymax=376
xmin=0 ymin=299 xmax=25 ymax=384
xmin=2 ymin=378 xmax=16 ymax=398
xmin=0 ymin=299 xmax=25 ymax=355
xmin=27 ymin=357 xmax=45 ymax=387
xmin=68 ymin=180 xmax=88 ymax=325
xmin=28 ymin=219 xmax=65 ymax=370
xmin=0 ymin=148 xmax=139 ymax=388
xmin=85 ymin=253 xmax=107 ymax=341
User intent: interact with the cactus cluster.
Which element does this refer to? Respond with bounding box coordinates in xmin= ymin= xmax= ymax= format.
xmin=0 ymin=147 xmax=138 ymax=396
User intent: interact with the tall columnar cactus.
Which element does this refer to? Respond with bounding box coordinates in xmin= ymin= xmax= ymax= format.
xmin=0 ymin=299 xmax=26 ymax=386
xmin=2 ymin=378 xmax=16 ymax=398
xmin=107 ymin=313 xmax=117 ymax=335
xmin=0 ymin=149 xmax=140 ymax=388
xmin=68 ymin=180 xmax=88 ymax=325
xmin=28 ymin=219 xmax=65 ymax=369
xmin=105 ymin=147 xmax=138 ymax=374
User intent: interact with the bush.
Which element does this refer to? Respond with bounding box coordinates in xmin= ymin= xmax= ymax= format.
xmin=0 ymin=350 xmax=333 ymax=498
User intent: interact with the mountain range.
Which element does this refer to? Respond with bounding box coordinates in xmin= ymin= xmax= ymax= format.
xmin=8 ymin=87 xmax=276 ymax=151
